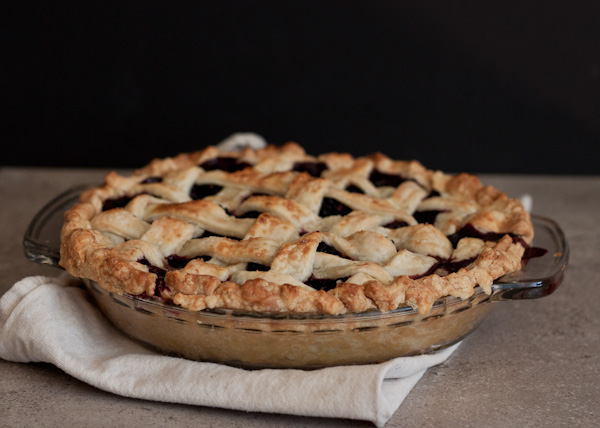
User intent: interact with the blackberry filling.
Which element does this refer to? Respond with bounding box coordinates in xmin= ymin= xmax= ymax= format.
xmin=447 ymin=224 xmax=520 ymax=247
xmin=319 ymin=197 xmax=353 ymax=217
xmin=102 ymin=194 xmax=141 ymax=211
xmin=384 ymin=220 xmax=409 ymax=229
xmin=102 ymin=191 xmax=163 ymax=211
xmin=246 ymin=262 xmax=270 ymax=271
xmin=200 ymin=157 xmax=252 ymax=172
xmin=237 ymin=210 xmax=262 ymax=219
xmin=166 ymin=255 xmax=191 ymax=269
xmin=344 ymin=184 xmax=364 ymax=194
xmin=437 ymin=257 xmax=477 ymax=274
xmin=368 ymin=170 xmax=406 ymax=187
xmin=189 ymin=184 xmax=223 ymax=200
xmin=165 ymin=254 xmax=213 ymax=269
xmin=523 ymin=246 xmax=548 ymax=259
xmin=409 ymin=257 xmax=476 ymax=280
xmin=511 ymin=236 xmax=547 ymax=259
xmin=304 ymin=276 xmax=349 ymax=291
xmin=316 ymin=242 xmax=346 ymax=258
xmin=292 ymin=161 xmax=328 ymax=177
xmin=137 ymin=258 xmax=169 ymax=295
xmin=447 ymin=224 xmax=547 ymax=260
xmin=140 ymin=176 xmax=163 ymax=184
xmin=413 ymin=210 xmax=444 ymax=225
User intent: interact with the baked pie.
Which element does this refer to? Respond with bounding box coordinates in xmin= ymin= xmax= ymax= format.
xmin=59 ymin=141 xmax=533 ymax=316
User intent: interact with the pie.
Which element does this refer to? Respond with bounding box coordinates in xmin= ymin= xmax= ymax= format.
xmin=59 ymin=141 xmax=533 ymax=315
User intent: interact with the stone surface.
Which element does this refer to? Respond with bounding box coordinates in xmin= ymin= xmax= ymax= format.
xmin=1 ymin=167 xmax=598 ymax=427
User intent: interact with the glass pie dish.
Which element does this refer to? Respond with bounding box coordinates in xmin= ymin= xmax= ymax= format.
xmin=23 ymin=186 xmax=569 ymax=369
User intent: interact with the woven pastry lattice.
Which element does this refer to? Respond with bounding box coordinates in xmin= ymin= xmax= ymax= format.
xmin=59 ymin=143 xmax=533 ymax=315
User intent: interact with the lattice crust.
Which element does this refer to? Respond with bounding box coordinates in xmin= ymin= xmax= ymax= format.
xmin=59 ymin=142 xmax=533 ymax=315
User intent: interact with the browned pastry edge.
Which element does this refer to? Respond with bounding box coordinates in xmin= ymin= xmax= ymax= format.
xmin=59 ymin=142 xmax=533 ymax=315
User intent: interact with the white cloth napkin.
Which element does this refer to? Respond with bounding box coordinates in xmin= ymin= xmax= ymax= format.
xmin=0 ymin=275 xmax=459 ymax=427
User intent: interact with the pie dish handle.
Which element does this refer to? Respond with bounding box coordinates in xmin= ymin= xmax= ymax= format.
xmin=23 ymin=184 xmax=91 ymax=269
xmin=491 ymin=215 xmax=569 ymax=301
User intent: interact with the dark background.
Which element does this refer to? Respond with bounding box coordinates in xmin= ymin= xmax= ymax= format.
xmin=3 ymin=1 xmax=600 ymax=174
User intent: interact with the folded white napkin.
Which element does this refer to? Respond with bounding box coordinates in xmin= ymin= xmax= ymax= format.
xmin=0 ymin=275 xmax=459 ymax=427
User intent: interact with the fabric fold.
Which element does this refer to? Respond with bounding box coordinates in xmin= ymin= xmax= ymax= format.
xmin=0 ymin=275 xmax=459 ymax=427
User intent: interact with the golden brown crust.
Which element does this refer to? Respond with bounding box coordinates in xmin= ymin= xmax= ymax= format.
xmin=59 ymin=142 xmax=534 ymax=315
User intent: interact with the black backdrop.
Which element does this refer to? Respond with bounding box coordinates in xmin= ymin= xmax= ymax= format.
xmin=4 ymin=1 xmax=600 ymax=174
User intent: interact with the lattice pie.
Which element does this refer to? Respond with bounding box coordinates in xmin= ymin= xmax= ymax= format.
xmin=59 ymin=142 xmax=533 ymax=315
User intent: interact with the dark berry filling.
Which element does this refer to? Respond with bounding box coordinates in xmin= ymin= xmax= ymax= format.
xmin=237 ymin=210 xmax=262 ymax=219
xmin=511 ymin=235 xmax=530 ymax=250
xmin=446 ymin=224 xmax=547 ymax=260
xmin=316 ymin=242 xmax=346 ymax=258
xmin=103 ymin=194 xmax=141 ymax=211
xmin=368 ymin=170 xmax=406 ymax=188
xmin=165 ymin=254 xmax=213 ymax=269
xmin=384 ymin=220 xmax=409 ymax=229
xmin=437 ymin=257 xmax=477 ymax=273
xmin=246 ymin=262 xmax=270 ymax=271
xmin=140 ymin=176 xmax=163 ymax=184
xmin=166 ymin=255 xmax=192 ymax=269
xmin=447 ymin=224 xmax=520 ymax=247
xmin=409 ymin=257 xmax=477 ymax=280
xmin=189 ymin=184 xmax=223 ymax=200
xmin=292 ymin=161 xmax=328 ymax=177
xmin=200 ymin=157 xmax=251 ymax=172
xmin=304 ymin=276 xmax=349 ymax=291
xmin=523 ymin=246 xmax=548 ymax=260
xmin=413 ymin=210 xmax=444 ymax=225
xmin=344 ymin=184 xmax=364 ymax=194
xmin=319 ymin=197 xmax=353 ymax=217
xmin=137 ymin=258 xmax=169 ymax=295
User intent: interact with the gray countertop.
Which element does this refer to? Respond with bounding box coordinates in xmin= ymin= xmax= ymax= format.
xmin=1 ymin=167 xmax=598 ymax=427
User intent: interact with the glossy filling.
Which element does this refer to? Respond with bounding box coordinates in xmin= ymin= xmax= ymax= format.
xmin=316 ymin=242 xmax=347 ymax=259
xmin=292 ymin=161 xmax=328 ymax=177
xmin=138 ymin=258 xmax=169 ymax=295
xmin=523 ymin=246 xmax=548 ymax=259
xmin=413 ymin=210 xmax=444 ymax=225
xmin=384 ymin=220 xmax=409 ymax=229
xmin=246 ymin=262 xmax=270 ymax=271
xmin=102 ymin=194 xmax=143 ymax=211
xmin=166 ymin=254 xmax=212 ymax=269
xmin=368 ymin=170 xmax=407 ymax=187
xmin=190 ymin=184 xmax=223 ymax=200
xmin=344 ymin=184 xmax=364 ymax=194
xmin=140 ymin=176 xmax=163 ymax=184
xmin=305 ymin=276 xmax=350 ymax=291
xmin=319 ymin=197 xmax=353 ymax=217
xmin=200 ymin=157 xmax=251 ymax=172
xmin=410 ymin=257 xmax=477 ymax=280
xmin=448 ymin=224 xmax=521 ymax=247
xmin=237 ymin=210 xmax=262 ymax=219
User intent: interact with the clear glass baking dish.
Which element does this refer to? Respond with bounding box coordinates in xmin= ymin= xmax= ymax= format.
xmin=23 ymin=186 xmax=569 ymax=369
